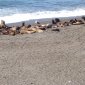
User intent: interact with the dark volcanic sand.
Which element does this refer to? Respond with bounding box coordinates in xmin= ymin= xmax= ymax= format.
xmin=0 ymin=17 xmax=85 ymax=85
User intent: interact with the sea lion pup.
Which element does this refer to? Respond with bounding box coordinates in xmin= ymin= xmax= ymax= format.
xmin=63 ymin=22 xmax=70 ymax=26
xmin=57 ymin=22 xmax=64 ymax=27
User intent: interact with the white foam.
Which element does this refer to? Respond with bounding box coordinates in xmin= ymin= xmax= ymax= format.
xmin=0 ymin=8 xmax=85 ymax=24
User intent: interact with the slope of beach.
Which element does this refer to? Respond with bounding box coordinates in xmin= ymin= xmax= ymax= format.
xmin=0 ymin=17 xmax=85 ymax=85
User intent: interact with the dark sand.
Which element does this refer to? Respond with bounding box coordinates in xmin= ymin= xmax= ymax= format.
xmin=0 ymin=17 xmax=85 ymax=85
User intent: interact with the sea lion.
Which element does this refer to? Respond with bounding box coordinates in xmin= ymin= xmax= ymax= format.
xmin=20 ymin=29 xmax=35 ymax=34
xmin=55 ymin=18 xmax=60 ymax=23
xmin=69 ymin=19 xmax=84 ymax=25
xmin=35 ymin=28 xmax=43 ymax=33
xmin=27 ymin=24 xmax=31 ymax=28
xmin=2 ymin=29 xmax=9 ymax=35
xmin=9 ymin=31 xmax=16 ymax=36
xmin=57 ymin=22 xmax=64 ymax=27
xmin=52 ymin=19 xmax=56 ymax=24
xmin=21 ymin=22 xmax=25 ymax=27
xmin=72 ymin=19 xmax=84 ymax=25
xmin=46 ymin=24 xmax=52 ymax=28
xmin=69 ymin=19 xmax=76 ymax=25
xmin=52 ymin=18 xmax=60 ymax=25
xmin=38 ymin=26 xmax=46 ymax=30
xmin=20 ymin=26 xmax=36 ymax=34
xmin=0 ymin=20 xmax=6 ymax=28
xmin=52 ymin=28 xmax=60 ymax=32
xmin=63 ymin=22 xmax=69 ymax=26
xmin=82 ymin=16 xmax=85 ymax=21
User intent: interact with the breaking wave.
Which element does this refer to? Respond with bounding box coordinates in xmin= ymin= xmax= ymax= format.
xmin=0 ymin=8 xmax=85 ymax=24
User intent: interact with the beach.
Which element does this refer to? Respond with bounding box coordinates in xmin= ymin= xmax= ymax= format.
xmin=0 ymin=17 xmax=85 ymax=85
xmin=0 ymin=0 xmax=85 ymax=84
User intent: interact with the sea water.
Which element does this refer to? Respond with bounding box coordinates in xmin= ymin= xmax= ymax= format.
xmin=0 ymin=0 xmax=85 ymax=23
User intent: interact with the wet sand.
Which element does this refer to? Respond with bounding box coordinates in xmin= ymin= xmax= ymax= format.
xmin=0 ymin=17 xmax=85 ymax=85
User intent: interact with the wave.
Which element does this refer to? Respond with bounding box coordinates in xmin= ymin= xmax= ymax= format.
xmin=0 ymin=8 xmax=85 ymax=24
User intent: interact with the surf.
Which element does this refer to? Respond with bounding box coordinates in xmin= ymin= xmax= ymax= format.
xmin=0 ymin=8 xmax=85 ymax=24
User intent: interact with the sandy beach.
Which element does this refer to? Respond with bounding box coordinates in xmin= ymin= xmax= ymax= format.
xmin=0 ymin=17 xmax=85 ymax=85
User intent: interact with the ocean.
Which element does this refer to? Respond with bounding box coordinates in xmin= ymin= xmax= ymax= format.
xmin=0 ymin=0 xmax=85 ymax=23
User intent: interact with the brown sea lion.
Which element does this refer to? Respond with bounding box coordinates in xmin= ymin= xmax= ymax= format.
xmin=57 ymin=22 xmax=64 ymax=27
xmin=20 ymin=26 xmax=36 ymax=34
xmin=0 ymin=20 xmax=6 ymax=28
xmin=63 ymin=22 xmax=69 ymax=26
xmin=69 ymin=18 xmax=84 ymax=25
xmin=72 ymin=19 xmax=84 ymax=25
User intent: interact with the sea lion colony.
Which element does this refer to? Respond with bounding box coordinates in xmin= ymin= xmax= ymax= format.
xmin=0 ymin=16 xmax=85 ymax=36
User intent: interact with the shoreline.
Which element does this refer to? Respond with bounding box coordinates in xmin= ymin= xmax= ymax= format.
xmin=6 ymin=16 xmax=84 ymax=27
xmin=0 ymin=15 xmax=84 ymax=36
